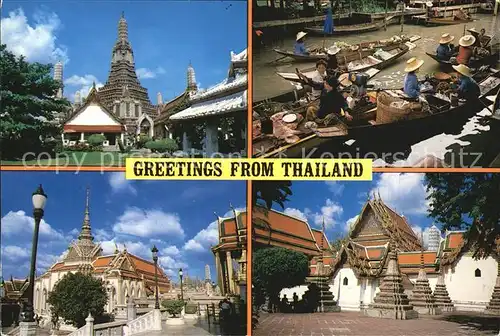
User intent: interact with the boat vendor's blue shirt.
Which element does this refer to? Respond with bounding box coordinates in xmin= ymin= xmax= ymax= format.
xmin=294 ymin=42 xmax=309 ymax=55
xmin=403 ymin=72 xmax=421 ymax=99
xmin=457 ymin=76 xmax=480 ymax=100
xmin=436 ymin=44 xmax=452 ymax=61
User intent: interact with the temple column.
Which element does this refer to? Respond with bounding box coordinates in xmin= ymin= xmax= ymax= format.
xmin=61 ymin=133 xmax=65 ymax=144
xmin=182 ymin=132 xmax=191 ymax=152
xmin=204 ymin=118 xmax=219 ymax=156
xmin=226 ymin=251 xmax=234 ymax=294
xmin=80 ymin=132 xmax=85 ymax=142
xmin=121 ymin=133 xmax=125 ymax=143
xmin=117 ymin=279 xmax=123 ymax=305
xmin=215 ymin=251 xmax=224 ymax=295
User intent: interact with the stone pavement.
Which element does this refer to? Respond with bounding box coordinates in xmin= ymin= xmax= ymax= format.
xmin=254 ymin=311 xmax=500 ymax=336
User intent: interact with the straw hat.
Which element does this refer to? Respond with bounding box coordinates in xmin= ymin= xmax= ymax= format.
xmin=327 ymin=46 xmax=341 ymax=55
xmin=439 ymin=33 xmax=454 ymax=44
xmin=404 ymin=57 xmax=425 ymax=72
xmin=283 ymin=113 xmax=298 ymax=123
xmin=452 ymin=64 xmax=472 ymax=77
xmin=296 ymin=31 xmax=307 ymax=41
xmin=338 ymin=73 xmax=352 ymax=87
xmin=459 ymin=35 xmax=476 ymax=47
xmin=426 ymin=1 xmax=433 ymax=7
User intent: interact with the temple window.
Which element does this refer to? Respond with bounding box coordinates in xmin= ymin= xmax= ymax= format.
xmin=126 ymin=102 xmax=130 ymax=117
xmin=135 ymin=104 xmax=140 ymax=117
xmin=343 ymin=277 xmax=348 ymax=286
xmin=475 ymin=268 xmax=481 ymax=277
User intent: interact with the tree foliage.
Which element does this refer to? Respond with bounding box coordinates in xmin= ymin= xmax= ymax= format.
xmin=87 ymin=134 xmax=106 ymax=146
xmin=425 ymin=173 xmax=500 ymax=259
xmin=161 ymin=299 xmax=184 ymax=317
xmin=252 ymin=247 xmax=309 ymax=305
xmin=253 ymin=181 xmax=292 ymax=210
xmin=47 ymin=272 xmax=108 ymax=328
xmin=0 ymin=45 xmax=70 ymax=159
xmin=145 ymin=138 xmax=178 ymax=153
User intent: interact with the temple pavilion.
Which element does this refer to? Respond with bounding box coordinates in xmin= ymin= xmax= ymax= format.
xmin=251 ymin=197 xmax=499 ymax=314
xmin=32 ymin=188 xmax=171 ymax=324
xmin=168 ymin=49 xmax=248 ymax=156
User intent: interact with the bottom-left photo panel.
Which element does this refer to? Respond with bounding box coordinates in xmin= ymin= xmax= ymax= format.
xmin=0 ymin=172 xmax=247 ymax=336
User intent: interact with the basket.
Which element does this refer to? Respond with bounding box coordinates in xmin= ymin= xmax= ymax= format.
xmin=375 ymin=92 xmax=422 ymax=124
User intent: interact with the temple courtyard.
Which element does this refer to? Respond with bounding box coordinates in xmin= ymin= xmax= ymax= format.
xmin=254 ymin=311 xmax=500 ymax=336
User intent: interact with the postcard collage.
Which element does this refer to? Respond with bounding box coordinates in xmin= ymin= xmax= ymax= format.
xmin=0 ymin=0 xmax=499 ymax=335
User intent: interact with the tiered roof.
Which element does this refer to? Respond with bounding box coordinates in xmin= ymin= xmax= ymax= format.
xmin=212 ymin=208 xmax=247 ymax=253
xmin=170 ymin=49 xmax=247 ymax=121
xmin=2 ymin=277 xmax=29 ymax=302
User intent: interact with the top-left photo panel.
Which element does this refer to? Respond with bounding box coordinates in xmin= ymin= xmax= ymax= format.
xmin=1 ymin=0 xmax=248 ymax=168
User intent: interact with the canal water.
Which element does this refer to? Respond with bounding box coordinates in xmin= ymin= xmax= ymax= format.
xmin=253 ymin=14 xmax=500 ymax=167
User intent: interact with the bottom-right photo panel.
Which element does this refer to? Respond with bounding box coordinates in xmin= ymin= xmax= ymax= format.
xmin=251 ymin=174 xmax=499 ymax=336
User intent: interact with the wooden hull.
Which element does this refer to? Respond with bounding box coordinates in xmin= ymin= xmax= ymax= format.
xmin=491 ymin=88 xmax=500 ymax=121
xmin=426 ymin=18 xmax=474 ymax=26
xmin=256 ymin=70 xmax=500 ymax=158
xmin=304 ymin=22 xmax=382 ymax=36
xmin=273 ymin=49 xmax=327 ymax=62
xmin=426 ymin=51 xmax=499 ymax=68
xmin=277 ymin=44 xmax=409 ymax=83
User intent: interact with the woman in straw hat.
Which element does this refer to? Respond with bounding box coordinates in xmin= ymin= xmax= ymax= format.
xmin=452 ymin=64 xmax=480 ymax=100
xmin=436 ymin=33 xmax=455 ymax=61
xmin=294 ymin=31 xmax=310 ymax=56
xmin=403 ymin=57 xmax=425 ymax=99
xmin=456 ymin=35 xmax=476 ymax=65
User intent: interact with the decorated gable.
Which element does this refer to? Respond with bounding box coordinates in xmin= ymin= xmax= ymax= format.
xmin=67 ymin=103 xmax=122 ymax=126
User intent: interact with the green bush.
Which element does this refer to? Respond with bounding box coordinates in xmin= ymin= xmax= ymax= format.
xmin=184 ymin=303 xmax=198 ymax=314
xmin=87 ymin=134 xmax=106 ymax=146
xmin=145 ymin=139 xmax=178 ymax=153
xmin=137 ymin=135 xmax=152 ymax=148
xmin=161 ymin=300 xmax=184 ymax=317
xmin=64 ymin=143 xmax=102 ymax=152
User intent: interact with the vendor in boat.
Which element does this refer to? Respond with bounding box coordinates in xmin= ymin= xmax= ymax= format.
xmin=403 ymin=57 xmax=425 ymax=99
xmin=426 ymin=2 xmax=435 ymax=18
xmin=305 ymin=76 xmax=353 ymax=123
xmin=452 ymin=64 xmax=480 ymax=100
xmin=326 ymin=46 xmax=341 ymax=77
xmin=436 ymin=33 xmax=455 ymax=61
xmin=294 ymin=31 xmax=310 ymax=56
xmin=311 ymin=60 xmax=328 ymax=99
xmin=456 ymin=35 xmax=476 ymax=65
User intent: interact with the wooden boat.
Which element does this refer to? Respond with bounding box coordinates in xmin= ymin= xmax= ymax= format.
xmin=425 ymin=17 xmax=474 ymax=26
xmin=467 ymin=28 xmax=493 ymax=48
xmin=425 ymin=51 xmax=499 ymax=69
xmin=490 ymin=88 xmax=500 ymax=121
xmin=303 ymin=21 xmax=385 ymax=36
xmin=273 ymin=35 xmax=420 ymax=63
xmin=254 ymin=69 xmax=500 ymax=158
xmin=276 ymin=43 xmax=410 ymax=83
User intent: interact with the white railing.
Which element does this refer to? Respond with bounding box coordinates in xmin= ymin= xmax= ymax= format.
xmin=68 ymin=314 xmax=94 ymax=336
xmin=94 ymin=320 xmax=127 ymax=336
xmin=123 ymin=309 xmax=161 ymax=336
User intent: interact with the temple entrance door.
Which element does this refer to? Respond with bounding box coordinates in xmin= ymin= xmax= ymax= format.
xmin=140 ymin=119 xmax=151 ymax=137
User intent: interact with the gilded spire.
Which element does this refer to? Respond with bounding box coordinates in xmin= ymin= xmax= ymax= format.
xmin=118 ymin=12 xmax=128 ymax=41
xmin=187 ymin=63 xmax=197 ymax=92
xmin=78 ymin=187 xmax=94 ymax=242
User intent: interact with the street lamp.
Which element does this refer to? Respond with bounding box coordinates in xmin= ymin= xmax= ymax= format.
xmin=179 ymin=268 xmax=184 ymax=302
xmin=21 ymin=185 xmax=47 ymax=322
xmin=151 ymin=245 xmax=159 ymax=309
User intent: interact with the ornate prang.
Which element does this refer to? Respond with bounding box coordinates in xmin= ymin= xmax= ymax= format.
xmin=78 ymin=187 xmax=94 ymax=243
xmin=364 ymin=240 xmax=418 ymax=319
xmin=409 ymin=234 xmax=441 ymax=315
xmin=484 ymin=259 xmax=500 ymax=315
xmin=433 ymin=270 xmax=455 ymax=312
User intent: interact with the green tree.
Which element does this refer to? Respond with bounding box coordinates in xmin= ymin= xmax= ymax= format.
xmin=87 ymin=134 xmax=106 ymax=147
xmin=425 ymin=173 xmax=500 ymax=259
xmin=47 ymin=272 xmax=107 ymax=328
xmin=161 ymin=299 xmax=184 ymax=317
xmin=253 ymin=181 xmax=292 ymax=210
xmin=145 ymin=138 xmax=178 ymax=153
xmin=253 ymin=247 xmax=309 ymax=308
xmin=0 ymin=45 xmax=70 ymax=159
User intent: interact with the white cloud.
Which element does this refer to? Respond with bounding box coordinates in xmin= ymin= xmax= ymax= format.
xmin=371 ymin=173 xmax=430 ymax=215
xmin=1 ymin=210 xmax=66 ymax=241
xmin=1 ymin=8 xmax=68 ymax=64
xmin=411 ymin=225 xmax=430 ymax=249
xmin=183 ymin=221 xmax=218 ymax=252
xmin=159 ymin=255 xmax=187 ymax=271
xmin=108 ymin=172 xmax=137 ymax=195
xmin=325 ymin=182 xmax=345 ymax=196
xmin=64 ymin=74 xmax=104 ymax=102
xmin=136 ymin=67 xmax=166 ymax=80
xmin=2 ymin=245 xmax=30 ymax=260
xmin=112 ymin=207 xmax=184 ymax=238
xmin=345 ymin=215 xmax=359 ymax=232
xmin=284 ymin=208 xmax=308 ymax=221
xmin=161 ymin=246 xmax=181 ymax=257
xmin=311 ymin=199 xmax=343 ymax=228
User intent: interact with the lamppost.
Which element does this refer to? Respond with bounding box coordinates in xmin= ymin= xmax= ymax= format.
xmin=179 ymin=268 xmax=184 ymax=302
xmin=151 ymin=245 xmax=159 ymax=309
xmin=21 ymin=185 xmax=47 ymax=322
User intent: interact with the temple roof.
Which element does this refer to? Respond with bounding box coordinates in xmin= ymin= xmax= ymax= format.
xmin=190 ymin=74 xmax=247 ymax=102
xmin=170 ymin=90 xmax=247 ymax=121
xmin=2 ymin=278 xmax=29 ymax=301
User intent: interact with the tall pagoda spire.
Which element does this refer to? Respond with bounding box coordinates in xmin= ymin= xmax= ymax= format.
xmin=187 ymin=62 xmax=197 ymax=93
xmin=118 ymin=11 xmax=128 ymax=41
xmin=78 ymin=187 xmax=94 ymax=242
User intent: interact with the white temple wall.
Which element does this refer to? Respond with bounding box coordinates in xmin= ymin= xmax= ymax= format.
xmin=407 ymin=274 xmax=439 ymax=291
xmin=333 ymin=267 xmax=362 ymax=311
xmin=444 ymin=255 xmax=497 ymax=312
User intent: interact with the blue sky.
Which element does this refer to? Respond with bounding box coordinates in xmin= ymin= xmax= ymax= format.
xmin=0 ymin=0 xmax=247 ymax=102
xmin=274 ymin=173 xmax=435 ymax=243
xmin=0 ymin=172 xmax=246 ymax=282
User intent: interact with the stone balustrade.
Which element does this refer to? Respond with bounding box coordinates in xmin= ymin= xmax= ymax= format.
xmin=68 ymin=314 xmax=94 ymax=336
xmin=94 ymin=320 xmax=127 ymax=336
xmin=124 ymin=309 xmax=162 ymax=336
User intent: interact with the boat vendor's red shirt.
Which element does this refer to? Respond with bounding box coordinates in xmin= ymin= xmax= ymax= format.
xmin=457 ymin=46 xmax=473 ymax=65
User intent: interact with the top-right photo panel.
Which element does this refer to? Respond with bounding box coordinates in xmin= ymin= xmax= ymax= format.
xmin=252 ymin=0 xmax=500 ymax=168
